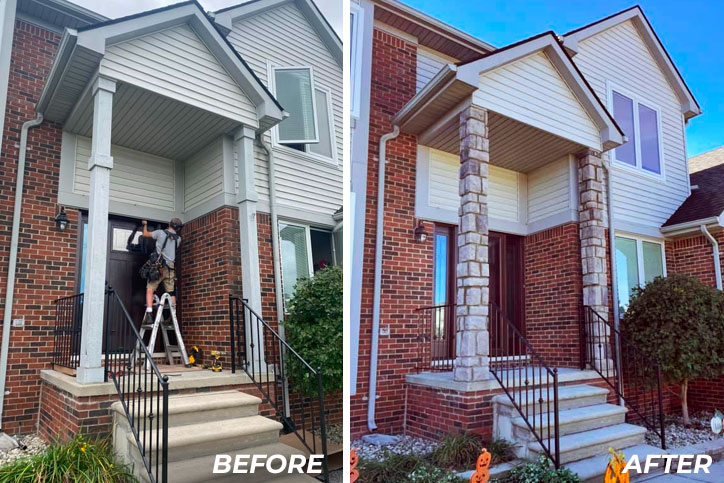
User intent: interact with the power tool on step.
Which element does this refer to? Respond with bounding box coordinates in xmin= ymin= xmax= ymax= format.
xmin=208 ymin=350 xmax=223 ymax=372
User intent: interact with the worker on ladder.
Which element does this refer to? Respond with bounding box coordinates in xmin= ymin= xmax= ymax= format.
xmin=141 ymin=218 xmax=183 ymax=320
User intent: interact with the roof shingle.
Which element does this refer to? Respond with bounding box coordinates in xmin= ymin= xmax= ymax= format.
xmin=663 ymin=162 xmax=724 ymax=227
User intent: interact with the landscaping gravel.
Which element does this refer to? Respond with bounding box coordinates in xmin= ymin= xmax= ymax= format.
xmin=645 ymin=410 xmax=718 ymax=448
xmin=352 ymin=434 xmax=439 ymax=461
xmin=0 ymin=434 xmax=46 ymax=466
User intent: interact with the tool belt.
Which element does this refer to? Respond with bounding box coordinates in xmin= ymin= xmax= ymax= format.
xmin=139 ymin=230 xmax=177 ymax=281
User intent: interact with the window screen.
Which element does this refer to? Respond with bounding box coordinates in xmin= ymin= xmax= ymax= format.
xmin=638 ymin=104 xmax=661 ymax=174
xmin=612 ymin=91 xmax=636 ymax=166
xmin=642 ymin=241 xmax=664 ymax=283
xmin=274 ymin=68 xmax=318 ymax=143
xmin=308 ymin=88 xmax=334 ymax=159
xmin=279 ymin=223 xmax=311 ymax=304
xmin=615 ymin=236 xmax=639 ymax=310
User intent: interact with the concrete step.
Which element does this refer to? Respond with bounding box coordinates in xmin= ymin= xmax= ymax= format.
xmin=494 ymin=384 xmax=609 ymax=412
xmin=164 ymin=442 xmax=315 ymax=483
xmin=511 ymin=403 xmax=627 ymax=440
xmin=131 ymin=415 xmax=282 ymax=462
xmin=528 ymin=423 xmax=647 ymax=464
xmin=565 ymin=444 xmax=666 ymax=482
xmin=112 ymin=390 xmax=261 ymax=428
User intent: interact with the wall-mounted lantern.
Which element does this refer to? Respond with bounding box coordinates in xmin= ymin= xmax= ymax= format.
xmin=413 ymin=219 xmax=428 ymax=243
xmin=54 ymin=206 xmax=69 ymax=231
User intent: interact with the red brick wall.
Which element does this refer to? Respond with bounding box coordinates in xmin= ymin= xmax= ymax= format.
xmin=179 ymin=207 xmax=242 ymax=366
xmin=664 ymin=231 xmax=724 ymax=412
xmin=351 ymin=29 xmax=431 ymax=438
xmin=524 ymin=224 xmax=583 ymax=367
xmin=0 ymin=20 xmax=80 ymax=434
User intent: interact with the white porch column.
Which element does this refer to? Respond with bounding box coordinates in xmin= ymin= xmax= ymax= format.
xmin=234 ymin=126 xmax=264 ymax=368
xmin=77 ymin=76 xmax=115 ymax=384
xmin=577 ymin=149 xmax=611 ymax=370
xmin=454 ymin=105 xmax=490 ymax=382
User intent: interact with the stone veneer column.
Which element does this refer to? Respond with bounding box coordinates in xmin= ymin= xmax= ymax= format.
xmin=578 ymin=150 xmax=610 ymax=369
xmin=454 ymin=105 xmax=490 ymax=383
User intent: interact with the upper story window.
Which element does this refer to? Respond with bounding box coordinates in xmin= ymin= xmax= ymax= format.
xmin=273 ymin=66 xmax=319 ymax=143
xmin=270 ymin=65 xmax=336 ymax=164
xmin=350 ymin=3 xmax=363 ymax=119
xmin=609 ymin=87 xmax=663 ymax=176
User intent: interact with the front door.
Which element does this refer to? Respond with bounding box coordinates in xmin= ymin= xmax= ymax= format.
xmin=489 ymin=232 xmax=525 ymax=356
xmin=77 ymin=215 xmax=159 ymax=340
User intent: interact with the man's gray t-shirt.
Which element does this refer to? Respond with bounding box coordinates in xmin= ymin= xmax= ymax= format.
xmin=152 ymin=230 xmax=181 ymax=266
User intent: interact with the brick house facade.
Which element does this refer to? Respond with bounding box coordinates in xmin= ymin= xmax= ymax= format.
xmin=0 ymin=0 xmax=342 ymax=453
xmin=350 ymin=3 xmax=707 ymax=464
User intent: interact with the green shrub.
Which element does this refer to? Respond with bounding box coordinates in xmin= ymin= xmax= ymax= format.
xmin=429 ymin=434 xmax=516 ymax=470
xmin=496 ymin=456 xmax=580 ymax=483
xmin=408 ymin=465 xmax=467 ymax=482
xmin=283 ymin=265 xmax=342 ymax=394
xmin=622 ymin=273 xmax=724 ymax=425
xmin=0 ymin=434 xmax=132 ymax=483
xmin=359 ymin=453 xmax=427 ymax=482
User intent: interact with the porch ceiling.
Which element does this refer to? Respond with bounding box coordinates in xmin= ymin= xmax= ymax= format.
xmin=421 ymin=110 xmax=584 ymax=173
xmin=64 ymin=82 xmax=239 ymax=161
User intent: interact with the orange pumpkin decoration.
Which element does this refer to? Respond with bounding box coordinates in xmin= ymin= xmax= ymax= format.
xmin=350 ymin=448 xmax=359 ymax=483
xmin=470 ymin=448 xmax=492 ymax=483
xmin=604 ymin=447 xmax=629 ymax=483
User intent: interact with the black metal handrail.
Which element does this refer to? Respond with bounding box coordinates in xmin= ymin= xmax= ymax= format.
xmin=489 ymin=302 xmax=560 ymax=468
xmin=414 ymin=303 xmax=456 ymax=372
xmin=52 ymin=292 xmax=84 ymax=370
xmin=229 ymin=295 xmax=329 ymax=483
xmin=105 ymin=287 xmax=169 ymax=483
xmin=582 ymin=306 xmax=666 ymax=449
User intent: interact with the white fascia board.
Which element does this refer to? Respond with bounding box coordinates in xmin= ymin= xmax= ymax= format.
xmin=35 ymin=28 xmax=78 ymax=115
xmin=391 ymin=64 xmax=462 ymax=127
xmin=660 ymin=215 xmax=724 ymax=237
xmin=214 ymin=0 xmax=342 ymax=67
xmin=563 ymin=7 xmax=701 ymax=120
xmin=457 ymin=33 xmax=624 ymax=151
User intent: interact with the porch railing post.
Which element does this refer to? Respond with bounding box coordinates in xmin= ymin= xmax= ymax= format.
xmin=229 ymin=295 xmax=236 ymax=374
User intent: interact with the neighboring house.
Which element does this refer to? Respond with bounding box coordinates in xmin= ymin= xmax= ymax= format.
xmin=350 ymin=0 xmax=710 ymax=475
xmin=0 ymin=0 xmax=340 ymax=480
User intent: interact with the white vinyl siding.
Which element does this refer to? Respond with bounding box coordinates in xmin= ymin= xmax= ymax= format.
xmin=427 ymin=148 xmax=520 ymax=221
xmin=417 ymin=47 xmax=455 ymax=92
xmin=527 ymin=157 xmax=572 ymax=223
xmin=100 ymin=24 xmax=258 ymax=127
xmin=572 ymin=20 xmax=689 ymax=232
xmin=474 ymin=51 xmax=601 ymax=150
xmin=73 ymin=136 xmax=175 ymax=212
xmin=184 ymin=140 xmax=224 ymax=211
xmin=227 ymin=3 xmax=342 ymax=218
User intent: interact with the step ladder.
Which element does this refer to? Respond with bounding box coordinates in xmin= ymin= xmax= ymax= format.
xmin=132 ymin=293 xmax=191 ymax=368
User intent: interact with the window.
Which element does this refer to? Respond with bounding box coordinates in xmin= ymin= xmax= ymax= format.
xmin=615 ymin=235 xmax=665 ymax=311
xmin=279 ymin=222 xmax=337 ymax=305
xmin=610 ymin=87 xmax=663 ymax=175
xmin=111 ymin=227 xmax=141 ymax=252
xmin=272 ymin=67 xmax=318 ymax=143
xmin=350 ymin=3 xmax=363 ymax=119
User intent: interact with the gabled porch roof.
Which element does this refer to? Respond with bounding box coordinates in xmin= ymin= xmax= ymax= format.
xmin=393 ymin=32 xmax=625 ymax=173
xmin=36 ymin=0 xmax=286 ymax=152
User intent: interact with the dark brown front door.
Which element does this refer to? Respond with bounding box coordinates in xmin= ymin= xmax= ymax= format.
xmin=77 ymin=215 xmax=159 ymax=342
xmin=432 ymin=224 xmax=456 ymax=362
xmin=489 ymin=232 xmax=525 ymax=356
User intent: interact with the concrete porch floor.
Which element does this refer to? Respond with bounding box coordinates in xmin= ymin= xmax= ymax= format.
xmin=41 ymin=367 xmax=263 ymax=397
xmin=406 ymin=367 xmax=601 ymax=392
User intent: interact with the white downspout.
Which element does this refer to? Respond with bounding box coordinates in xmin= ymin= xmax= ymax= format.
xmin=368 ymin=125 xmax=399 ymax=431
xmin=700 ymin=225 xmax=722 ymax=290
xmin=0 ymin=114 xmax=43 ymax=427
xmin=257 ymin=135 xmax=290 ymax=416
xmin=602 ymin=159 xmax=624 ymax=405
xmin=331 ymin=219 xmax=342 ymax=266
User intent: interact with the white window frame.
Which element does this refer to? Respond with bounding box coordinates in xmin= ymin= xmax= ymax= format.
xmin=615 ymin=233 xmax=667 ymax=290
xmin=607 ymin=83 xmax=666 ymax=181
xmin=350 ymin=2 xmax=364 ymax=120
xmin=269 ymin=64 xmax=320 ymax=145
xmin=302 ymin=86 xmax=338 ymax=165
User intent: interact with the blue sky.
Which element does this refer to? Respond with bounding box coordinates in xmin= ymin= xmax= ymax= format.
xmin=404 ymin=0 xmax=722 ymax=157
